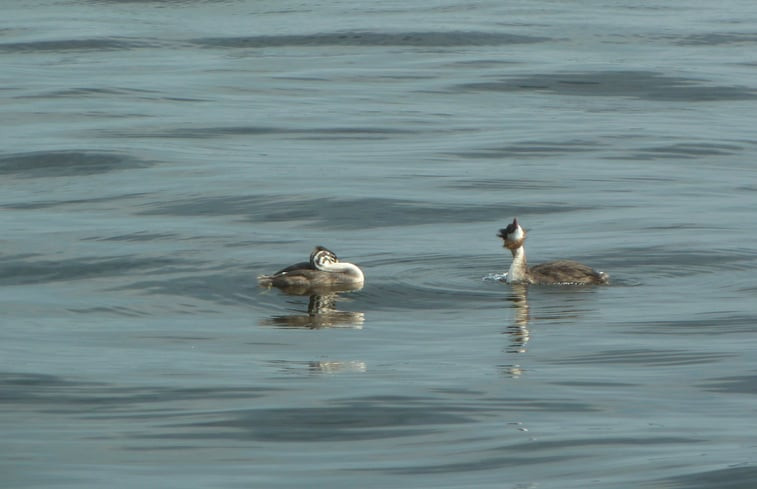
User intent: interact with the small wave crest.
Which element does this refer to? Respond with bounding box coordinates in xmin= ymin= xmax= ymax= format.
xmin=482 ymin=272 xmax=507 ymax=282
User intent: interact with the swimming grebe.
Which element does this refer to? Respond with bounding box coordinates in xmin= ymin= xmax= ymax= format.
xmin=497 ymin=218 xmax=609 ymax=285
xmin=258 ymin=246 xmax=365 ymax=289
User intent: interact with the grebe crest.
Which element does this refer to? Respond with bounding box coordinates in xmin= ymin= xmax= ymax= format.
xmin=497 ymin=217 xmax=609 ymax=286
xmin=498 ymin=217 xmax=526 ymax=250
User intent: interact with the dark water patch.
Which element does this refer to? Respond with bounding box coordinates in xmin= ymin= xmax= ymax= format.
xmin=82 ymin=231 xmax=180 ymax=242
xmin=2 ymin=193 xmax=147 ymax=210
xmin=445 ymin=178 xmax=570 ymax=191
xmin=615 ymin=142 xmax=744 ymax=160
xmin=375 ymin=435 xmax=701 ymax=475
xmin=458 ymin=70 xmax=757 ymax=101
xmin=0 ymin=372 xmax=276 ymax=413
xmin=157 ymin=403 xmax=471 ymax=442
xmin=482 ymin=399 xmax=600 ymax=413
xmin=139 ymin=195 xmax=591 ymax=229
xmin=0 ymin=254 xmax=195 ymax=286
xmin=0 ymin=372 xmax=72 ymax=390
xmin=646 ymin=465 xmax=757 ymax=489
xmin=553 ymin=380 xmax=640 ymax=387
xmin=17 ymin=86 xmax=204 ymax=102
xmin=374 ymin=455 xmax=574 ymax=475
xmin=105 ymin=125 xmax=415 ymax=140
xmin=445 ymin=58 xmax=520 ymax=68
xmin=67 ymin=305 xmax=152 ymax=317
xmin=516 ymin=435 xmax=702 ymax=452
xmin=143 ymin=395 xmax=596 ymax=443
xmin=699 ymin=373 xmax=757 ymax=395
xmin=735 ymin=183 xmax=757 ymax=192
xmin=194 ymin=31 xmax=550 ymax=49
xmin=553 ymin=349 xmax=733 ymax=367
xmin=112 ymin=126 xmax=280 ymax=139
xmin=16 ymin=87 xmax=136 ymax=99
xmin=0 ymin=151 xmax=153 ymax=178
xmin=450 ymin=139 xmax=603 ymax=159
xmin=444 ymin=178 xmax=564 ymax=192
xmin=0 ymin=37 xmax=158 ymax=53
xmin=626 ymin=315 xmax=757 ymax=336
xmin=676 ymin=32 xmax=757 ymax=46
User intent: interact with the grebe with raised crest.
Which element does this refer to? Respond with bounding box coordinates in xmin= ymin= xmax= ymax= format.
xmin=497 ymin=218 xmax=609 ymax=285
xmin=258 ymin=246 xmax=365 ymax=289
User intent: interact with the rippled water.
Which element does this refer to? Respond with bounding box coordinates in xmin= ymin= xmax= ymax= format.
xmin=3 ymin=1 xmax=757 ymax=488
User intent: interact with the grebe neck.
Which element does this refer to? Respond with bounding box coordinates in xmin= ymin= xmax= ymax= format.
xmin=319 ymin=261 xmax=365 ymax=283
xmin=507 ymin=245 xmax=529 ymax=284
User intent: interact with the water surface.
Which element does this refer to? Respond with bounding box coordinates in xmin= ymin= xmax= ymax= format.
xmin=2 ymin=1 xmax=757 ymax=488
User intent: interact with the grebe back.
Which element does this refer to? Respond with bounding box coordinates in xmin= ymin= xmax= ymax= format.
xmin=258 ymin=246 xmax=365 ymax=289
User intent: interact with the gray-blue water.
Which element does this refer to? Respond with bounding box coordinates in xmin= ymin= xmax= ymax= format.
xmin=3 ymin=1 xmax=757 ymax=488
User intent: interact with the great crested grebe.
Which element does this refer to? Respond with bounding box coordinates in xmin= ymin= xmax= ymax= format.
xmin=258 ymin=246 xmax=365 ymax=289
xmin=497 ymin=218 xmax=609 ymax=285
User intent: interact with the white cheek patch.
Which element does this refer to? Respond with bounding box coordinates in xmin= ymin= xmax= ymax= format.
xmin=314 ymin=251 xmax=340 ymax=271
xmin=511 ymin=226 xmax=524 ymax=241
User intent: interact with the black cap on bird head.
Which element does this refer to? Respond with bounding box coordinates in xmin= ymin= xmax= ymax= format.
xmin=497 ymin=217 xmax=520 ymax=239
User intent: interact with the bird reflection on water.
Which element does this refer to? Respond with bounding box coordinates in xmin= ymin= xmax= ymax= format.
xmin=505 ymin=284 xmax=531 ymax=353
xmin=499 ymin=279 xmax=606 ymax=378
xmin=260 ymin=283 xmax=365 ymax=329
xmin=502 ymin=283 xmax=530 ymax=378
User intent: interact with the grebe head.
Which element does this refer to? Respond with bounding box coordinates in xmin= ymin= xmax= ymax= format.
xmin=497 ymin=217 xmax=527 ymax=250
xmin=310 ymin=246 xmax=339 ymax=271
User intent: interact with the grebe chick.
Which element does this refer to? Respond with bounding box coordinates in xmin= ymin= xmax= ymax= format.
xmin=497 ymin=218 xmax=609 ymax=285
xmin=258 ymin=246 xmax=365 ymax=289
